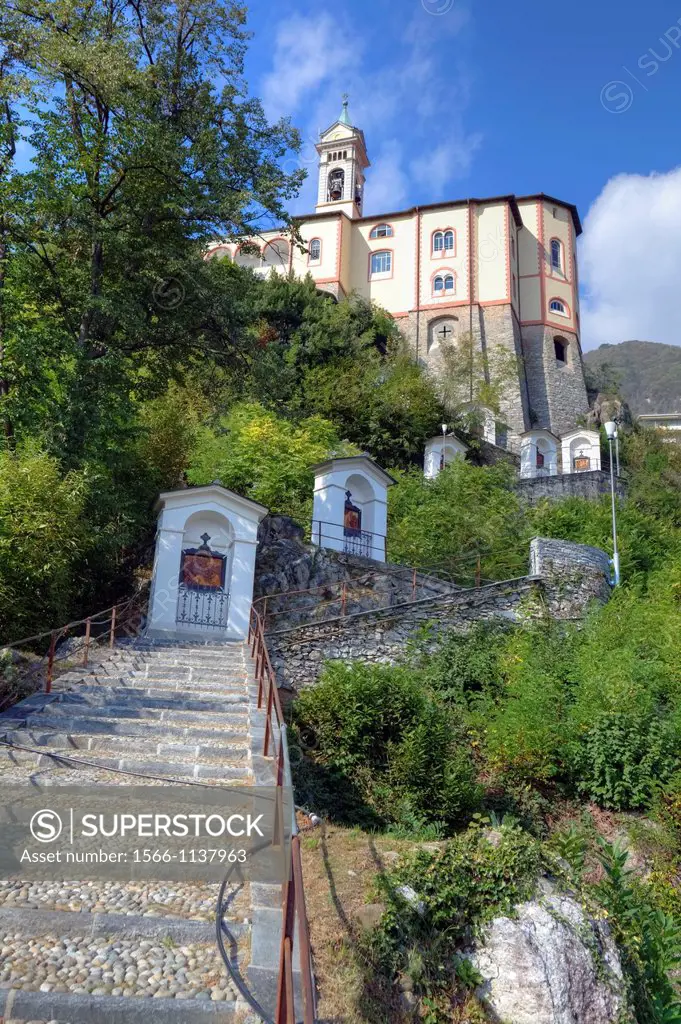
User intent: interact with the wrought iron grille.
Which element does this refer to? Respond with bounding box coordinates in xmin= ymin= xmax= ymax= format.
xmin=343 ymin=530 xmax=372 ymax=558
xmin=176 ymin=585 xmax=229 ymax=630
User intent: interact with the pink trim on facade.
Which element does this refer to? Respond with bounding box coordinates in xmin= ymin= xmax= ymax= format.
xmin=520 ymin=319 xmax=577 ymax=332
xmin=336 ymin=215 xmax=343 ymax=283
xmin=504 ymin=204 xmax=512 ymax=305
xmin=538 ymin=203 xmax=546 ymax=321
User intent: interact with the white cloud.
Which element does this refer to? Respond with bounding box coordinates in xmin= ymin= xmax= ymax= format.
xmin=259 ymin=5 xmax=479 ymax=214
xmin=411 ymin=137 xmax=482 ymax=198
xmin=261 ymin=14 xmax=358 ymax=122
xmin=581 ymin=167 xmax=681 ymax=349
xmin=365 ymin=140 xmax=410 ymax=214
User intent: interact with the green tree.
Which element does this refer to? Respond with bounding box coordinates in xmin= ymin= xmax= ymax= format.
xmin=186 ymin=401 xmax=356 ymax=522
xmin=0 ymin=0 xmax=303 ymax=456
xmin=0 ymin=442 xmax=87 ymax=639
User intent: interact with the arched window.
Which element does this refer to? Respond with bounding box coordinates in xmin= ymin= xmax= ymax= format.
xmin=554 ymin=337 xmax=568 ymax=364
xmin=235 ymin=246 xmax=261 ymax=270
xmin=263 ymin=239 xmax=290 ymax=268
xmin=207 ymin=246 xmax=231 ymax=261
xmin=309 ymin=238 xmax=321 ymax=262
xmin=550 ymin=238 xmax=562 ymax=271
xmin=328 ymin=168 xmax=345 ymax=201
xmin=370 ymin=223 xmax=393 ymax=239
xmin=370 ymin=250 xmax=392 ymax=276
xmin=549 ymin=299 xmax=567 ymax=315
xmin=433 ymin=275 xmax=444 ymax=293
xmin=444 ymin=274 xmax=455 ymax=292
xmin=433 ymin=229 xmax=455 ymax=255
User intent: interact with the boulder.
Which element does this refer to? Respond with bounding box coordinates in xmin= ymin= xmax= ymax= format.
xmin=468 ymin=892 xmax=624 ymax=1024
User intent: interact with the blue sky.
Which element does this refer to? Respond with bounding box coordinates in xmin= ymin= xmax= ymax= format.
xmin=245 ymin=0 xmax=681 ymax=349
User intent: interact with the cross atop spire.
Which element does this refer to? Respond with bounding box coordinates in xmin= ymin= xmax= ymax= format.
xmin=339 ymin=93 xmax=351 ymax=126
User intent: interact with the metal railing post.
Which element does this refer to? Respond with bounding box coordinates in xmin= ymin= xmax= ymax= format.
xmin=82 ymin=617 xmax=91 ymax=666
xmin=109 ymin=605 xmax=117 ymax=648
xmin=340 ymin=582 xmax=347 ymax=617
xmin=46 ymin=631 xmax=56 ymax=693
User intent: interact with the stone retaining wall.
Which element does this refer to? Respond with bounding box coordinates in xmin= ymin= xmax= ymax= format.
xmin=266 ymin=538 xmax=612 ymax=691
xmin=516 ymin=470 xmax=626 ymax=504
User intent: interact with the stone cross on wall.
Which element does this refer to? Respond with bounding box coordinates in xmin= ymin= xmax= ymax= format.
xmin=437 ymin=324 xmax=454 ymax=343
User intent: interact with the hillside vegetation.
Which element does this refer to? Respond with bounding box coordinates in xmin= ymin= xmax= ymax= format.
xmin=585 ymin=340 xmax=681 ymax=414
xmin=1 ymin=4 xmax=680 ymax=1022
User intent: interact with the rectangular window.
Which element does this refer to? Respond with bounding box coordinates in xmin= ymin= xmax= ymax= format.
xmin=370 ymin=251 xmax=392 ymax=275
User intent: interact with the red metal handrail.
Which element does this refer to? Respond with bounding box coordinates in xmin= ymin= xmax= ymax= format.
xmin=248 ymin=603 xmax=315 ymax=1024
xmin=0 ymin=596 xmax=143 ymax=708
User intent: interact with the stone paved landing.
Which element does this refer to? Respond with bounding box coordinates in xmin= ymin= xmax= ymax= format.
xmin=0 ymin=637 xmax=278 ymax=1023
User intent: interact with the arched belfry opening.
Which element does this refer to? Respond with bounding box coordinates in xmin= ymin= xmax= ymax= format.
xmin=327 ymin=168 xmax=345 ymax=202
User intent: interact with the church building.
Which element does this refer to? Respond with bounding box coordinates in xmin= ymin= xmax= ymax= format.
xmin=208 ymin=98 xmax=589 ymax=448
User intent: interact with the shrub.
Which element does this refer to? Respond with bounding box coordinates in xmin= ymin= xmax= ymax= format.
xmin=368 ymin=823 xmax=542 ymax=1018
xmin=573 ymin=711 xmax=680 ymax=810
xmin=291 ymin=662 xmax=480 ymax=832
xmin=484 ymin=624 xmax=577 ymax=786
xmin=594 ymin=840 xmax=681 ymax=1022
xmin=387 ymin=459 xmax=527 ymax=582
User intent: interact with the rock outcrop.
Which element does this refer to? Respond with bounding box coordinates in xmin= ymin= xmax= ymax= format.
xmin=468 ymin=891 xmax=624 ymax=1024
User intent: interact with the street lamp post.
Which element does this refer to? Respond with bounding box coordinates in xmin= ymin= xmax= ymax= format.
xmin=604 ymin=421 xmax=621 ymax=586
xmin=441 ymin=422 xmax=448 ymax=471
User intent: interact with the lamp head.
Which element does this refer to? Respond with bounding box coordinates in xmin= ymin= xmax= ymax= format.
xmin=441 ymin=423 xmax=448 ymax=435
xmin=604 ymin=421 xmax=617 ymax=441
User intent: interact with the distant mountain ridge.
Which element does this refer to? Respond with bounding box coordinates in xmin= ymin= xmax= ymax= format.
xmin=584 ymin=341 xmax=681 ymax=417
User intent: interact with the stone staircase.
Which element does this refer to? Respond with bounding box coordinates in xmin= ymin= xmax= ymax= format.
xmin=0 ymin=637 xmax=285 ymax=1023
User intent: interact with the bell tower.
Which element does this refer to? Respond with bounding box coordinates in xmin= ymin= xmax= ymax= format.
xmin=315 ymin=96 xmax=370 ymax=219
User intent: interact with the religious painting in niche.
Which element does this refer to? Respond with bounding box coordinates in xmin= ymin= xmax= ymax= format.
xmin=344 ymin=491 xmax=362 ymax=535
xmin=180 ymin=534 xmax=226 ymax=591
xmin=536 ymin=449 xmax=545 ymax=469
xmin=574 ymin=454 xmax=590 ymax=471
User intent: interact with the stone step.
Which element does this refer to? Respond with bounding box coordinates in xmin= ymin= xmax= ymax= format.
xmin=2 ymin=716 xmax=248 ymax=741
xmin=128 ymin=673 xmax=253 ymax=687
xmin=51 ymin=690 xmax=249 ymax=713
xmin=0 ymin=877 xmax=248 ymax=923
xmin=127 ymin=651 xmax=248 ymax=665
xmin=0 ymin=926 xmax=243 ymax=1019
xmin=6 ymin=731 xmax=249 ymax=760
xmin=0 ymin=745 xmax=252 ymax=781
xmin=60 ymin=683 xmax=251 ymax=702
xmin=0 ymin=989 xmax=240 ymax=1021
xmin=0 ymin=907 xmax=247 ymax=942
xmin=9 ymin=704 xmax=249 ymax=727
